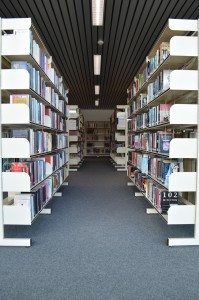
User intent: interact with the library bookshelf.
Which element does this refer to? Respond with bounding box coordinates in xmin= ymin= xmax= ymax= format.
xmin=127 ymin=19 xmax=199 ymax=246
xmin=110 ymin=105 xmax=128 ymax=171
xmin=84 ymin=121 xmax=110 ymax=157
xmin=0 ymin=18 xmax=69 ymax=247
xmin=68 ymin=105 xmax=84 ymax=171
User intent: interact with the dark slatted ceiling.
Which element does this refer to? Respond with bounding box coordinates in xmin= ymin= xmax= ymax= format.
xmin=0 ymin=0 xmax=198 ymax=108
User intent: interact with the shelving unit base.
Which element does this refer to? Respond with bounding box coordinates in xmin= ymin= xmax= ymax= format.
xmin=127 ymin=182 xmax=135 ymax=186
xmin=168 ymin=238 xmax=199 ymax=247
xmin=40 ymin=208 xmax=51 ymax=215
xmin=0 ymin=238 xmax=31 ymax=247
xmin=146 ymin=208 xmax=158 ymax=214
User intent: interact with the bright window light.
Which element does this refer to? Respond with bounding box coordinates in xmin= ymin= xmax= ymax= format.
xmin=95 ymin=85 xmax=100 ymax=94
xmin=95 ymin=99 xmax=99 ymax=106
xmin=92 ymin=0 xmax=105 ymax=26
xmin=94 ymin=55 xmax=101 ymax=75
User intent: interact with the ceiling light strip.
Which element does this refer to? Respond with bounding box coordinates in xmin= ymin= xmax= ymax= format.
xmin=95 ymin=85 xmax=100 ymax=94
xmin=94 ymin=55 xmax=101 ymax=75
xmin=92 ymin=0 xmax=105 ymax=26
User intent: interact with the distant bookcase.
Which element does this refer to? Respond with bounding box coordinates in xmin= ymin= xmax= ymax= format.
xmin=68 ymin=105 xmax=84 ymax=170
xmin=0 ymin=18 xmax=69 ymax=247
xmin=127 ymin=19 xmax=199 ymax=246
xmin=110 ymin=105 xmax=128 ymax=170
xmin=84 ymin=121 xmax=110 ymax=157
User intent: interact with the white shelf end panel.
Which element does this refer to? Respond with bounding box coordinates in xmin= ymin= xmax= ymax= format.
xmin=3 ymin=173 xmax=31 ymax=192
xmin=2 ymin=104 xmax=30 ymax=124
xmin=170 ymin=36 xmax=197 ymax=57
xmin=4 ymin=206 xmax=32 ymax=225
xmin=2 ymin=138 xmax=30 ymax=158
xmin=169 ymin=138 xmax=197 ymax=158
xmin=1 ymin=69 xmax=30 ymax=90
xmin=170 ymin=70 xmax=198 ymax=91
xmin=167 ymin=205 xmax=195 ymax=225
xmin=170 ymin=104 xmax=197 ymax=125
xmin=2 ymin=30 xmax=31 ymax=56
xmin=168 ymin=19 xmax=197 ymax=31
xmin=169 ymin=172 xmax=196 ymax=192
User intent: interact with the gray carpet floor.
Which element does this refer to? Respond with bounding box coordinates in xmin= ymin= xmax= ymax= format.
xmin=1 ymin=157 xmax=199 ymax=300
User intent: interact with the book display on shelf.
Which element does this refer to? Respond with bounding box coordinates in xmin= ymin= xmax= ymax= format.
xmin=110 ymin=105 xmax=128 ymax=170
xmin=68 ymin=105 xmax=84 ymax=169
xmin=0 ymin=18 xmax=69 ymax=247
xmin=84 ymin=121 xmax=110 ymax=157
xmin=127 ymin=18 xmax=199 ymax=246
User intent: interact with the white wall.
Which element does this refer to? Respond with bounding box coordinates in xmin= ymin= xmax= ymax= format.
xmin=82 ymin=109 xmax=113 ymax=121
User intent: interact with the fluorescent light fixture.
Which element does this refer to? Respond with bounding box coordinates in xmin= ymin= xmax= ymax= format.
xmin=95 ymin=99 xmax=99 ymax=106
xmin=92 ymin=0 xmax=105 ymax=26
xmin=94 ymin=55 xmax=101 ymax=75
xmin=95 ymin=85 xmax=100 ymax=95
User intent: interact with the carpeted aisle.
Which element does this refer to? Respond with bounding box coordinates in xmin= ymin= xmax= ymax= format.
xmin=1 ymin=157 xmax=199 ymax=300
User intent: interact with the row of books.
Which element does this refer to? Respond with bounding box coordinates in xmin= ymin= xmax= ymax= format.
xmin=128 ymin=104 xmax=171 ymax=129
xmin=129 ymin=152 xmax=180 ymax=187
xmin=127 ymin=94 xmax=147 ymax=116
xmin=87 ymin=142 xmax=110 ymax=147
xmin=127 ymin=69 xmax=171 ymax=116
xmin=86 ymin=121 xmax=110 ymax=128
xmin=11 ymin=62 xmax=67 ymax=104
xmin=146 ymin=42 xmax=170 ymax=76
xmin=127 ymin=42 xmax=170 ymax=98
xmin=147 ymin=70 xmax=171 ymax=102
xmin=86 ymin=135 xmax=110 ymax=141
xmin=30 ymin=31 xmax=67 ymax=97
xmin=10 ymin=94 xmax=67 ymax=130
xmin=13 ymin=167 xmax=67 ymax=220
xmin=10 ymin=129 xmax=68 ymax=155
xmin=86 ymin=148 xmax=110 ymax=154
xmin=131 ymin=131 xmax=173 ymax=154
xmin=3 ymin=150 xmax=68 ymax=186
xmin=128 ymin=167 xmax=178 ymax=213
xmin=86 ymin=129 xmax=110 ymax=135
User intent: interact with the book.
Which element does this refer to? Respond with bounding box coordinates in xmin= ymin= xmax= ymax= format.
xmin=14 ymin=194 xmax=35 ymax=220
xmin=158 ymin=132 xmax=173 ymax=154
xmin=159 ymin=104 xmax=172 ymax=123
xmin=10 ymin=94 xmax=30 ymax=105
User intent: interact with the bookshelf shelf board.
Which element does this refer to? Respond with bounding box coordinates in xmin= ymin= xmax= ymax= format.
xmin=129 ymin=159 xmax=196 ymax=193
xmin=1 ymin=70 xmax=67 ymax=116
xmin=3 ymin=54 xmax=66 ymax=100
xmin=2 ymin=19 xmax=68 ymax=101
xmin=130 ymin=177 xmax=195 ymax=225
xmin=31 ymin=147 xmax=68 ymax=158
xmin=86 ymin=140 xmax=110 ymax=142
xmin=129 ymin=123 xmax=196 ymax=133
xmin=86 ymin=146 xmax=109 ymax=149
xmin=3 ymin=172 xmax=68 ymax=226
xmin=2 ymin=138 xmax=68 ymax=159
xmin=2 ymin=122 xmax=65 ymax=133
xmin=130 ymin=148 xmax=170 ymax=158
xmin=129 ymin=89 xmax=194 ymax=118
xmin=129 ymin=56 xmax=196 ymax=104
xmin=2 ymin=162 xmax=68 ymax=192
xmin=86 ymin=127 xmax=110 ymax=129
xmin=85 ymin=154 xmax=110 ymax=157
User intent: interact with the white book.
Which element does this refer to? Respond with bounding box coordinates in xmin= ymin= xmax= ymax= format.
xmin=14 ymin=194 xmax=34 ymax=220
